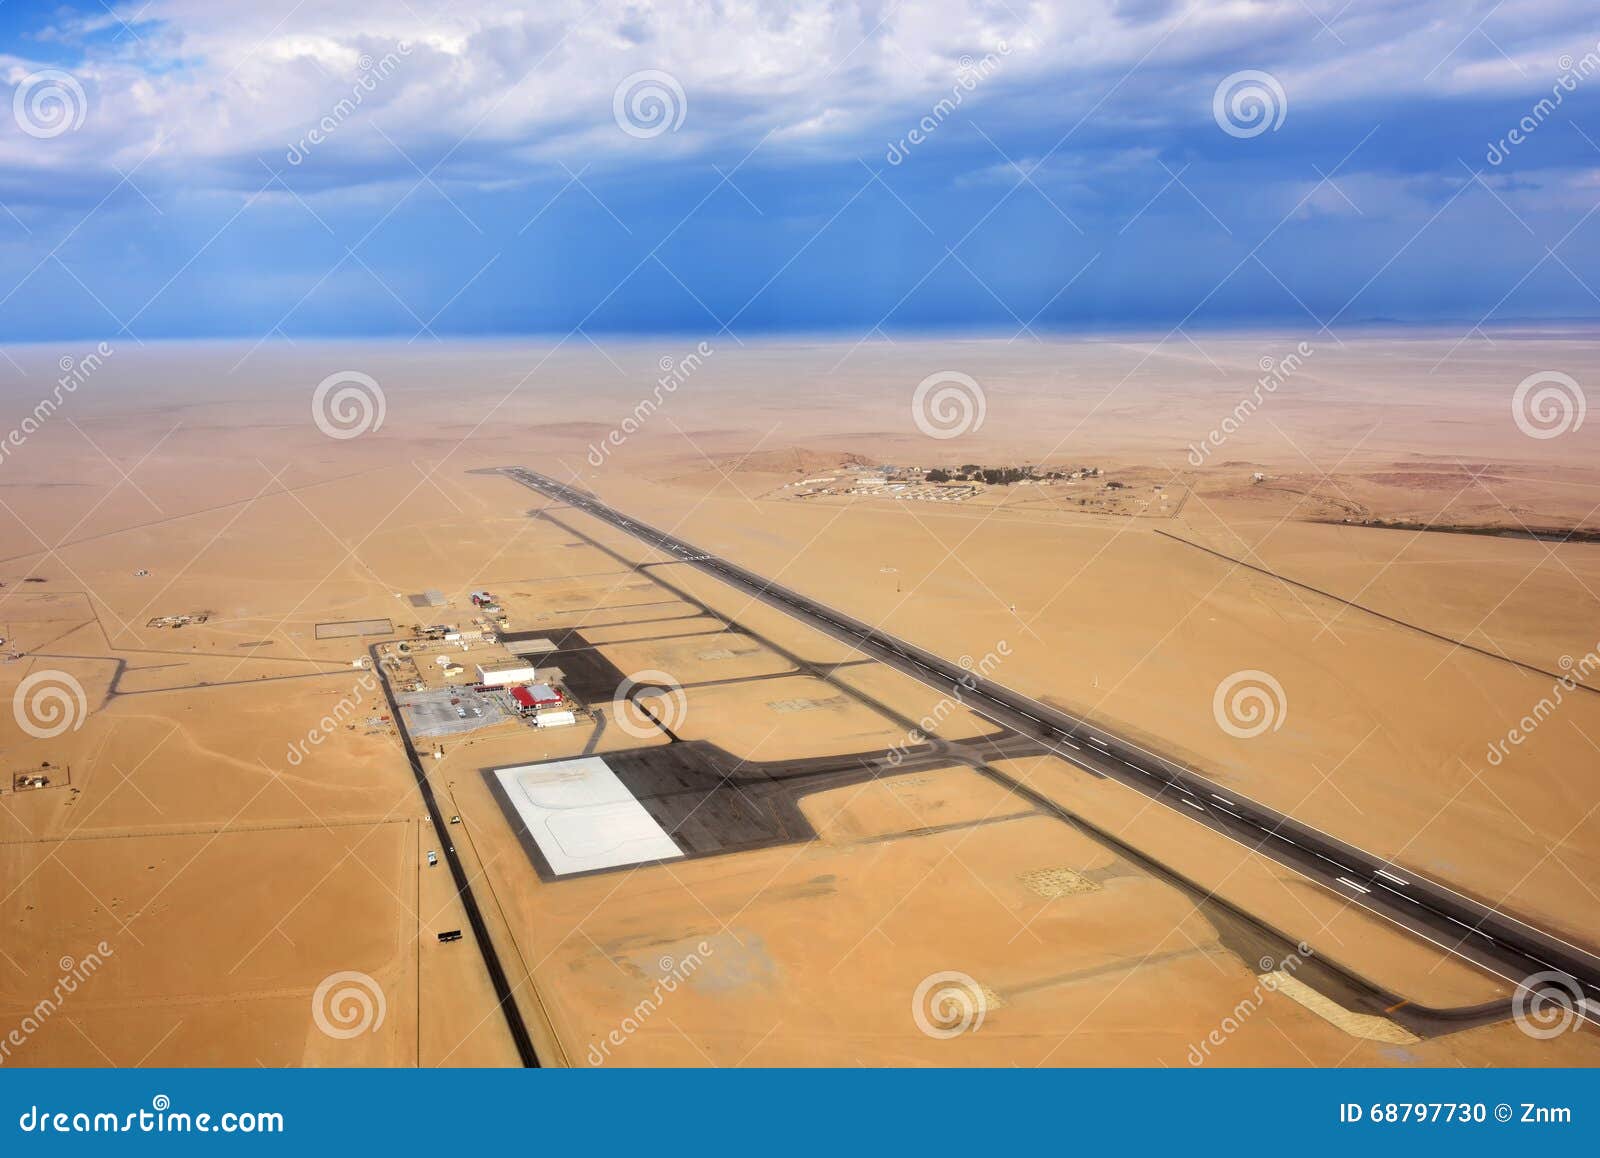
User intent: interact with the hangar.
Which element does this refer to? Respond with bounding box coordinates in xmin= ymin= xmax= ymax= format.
xmin=477 ymin=661 xmax=540 ymax=686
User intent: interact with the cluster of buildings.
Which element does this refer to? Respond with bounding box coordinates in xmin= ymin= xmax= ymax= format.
xmin=477 ymin=661 xmax=575 ymax=728
xmin=785 ymin=467 xmax=979 ymax=503
xmin=146 ymin=613 xmax=209 ymax=629
xmin=852 ymin=479 xmax=977 ymax=502
xmin=389 ymin=587 xmax=583 ymax=733
xmin=783 ymin=461 xmax=1111 ymax=503
xmin=415 ymin=592 xmax=509 ymax=645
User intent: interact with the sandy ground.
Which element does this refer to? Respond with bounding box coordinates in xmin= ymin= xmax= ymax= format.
xmin=1 ymin=332 xmax=1597 ymax=1067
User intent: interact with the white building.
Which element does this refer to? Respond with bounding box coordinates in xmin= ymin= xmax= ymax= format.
xmin=477 ymin=661 xmax=539 ymax=687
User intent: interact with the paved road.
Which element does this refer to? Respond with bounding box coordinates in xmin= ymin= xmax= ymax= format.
xmin=500 ymin=466 xmax=1600 ymax=1022
xmin=367 ymin=642 xmax=542 ymax=1067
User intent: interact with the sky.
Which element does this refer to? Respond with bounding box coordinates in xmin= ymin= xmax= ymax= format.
xmin=3 ymin=0 xmax=1600 ymax=343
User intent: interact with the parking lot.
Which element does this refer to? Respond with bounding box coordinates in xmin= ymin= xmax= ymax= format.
xmin=399 ymin=685 xmax=509 ymax=737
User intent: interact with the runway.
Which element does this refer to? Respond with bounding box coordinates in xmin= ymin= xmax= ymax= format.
xmin=498 ymin=466 xmax=1600 ymax=1024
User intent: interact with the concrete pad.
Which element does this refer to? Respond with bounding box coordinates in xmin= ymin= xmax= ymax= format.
xmin=494 ymin=757 xmax=683 ymax=875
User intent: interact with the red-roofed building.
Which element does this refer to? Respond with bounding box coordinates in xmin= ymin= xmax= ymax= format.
xmin=510 ymin=683 xmax=562 ymax=712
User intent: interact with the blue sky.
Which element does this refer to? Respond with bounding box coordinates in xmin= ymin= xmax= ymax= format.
xmin=3 ymin=0 xmax=1600 ymax=342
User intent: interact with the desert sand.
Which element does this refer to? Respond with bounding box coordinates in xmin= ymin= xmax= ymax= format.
xmin=1 ymin=330 xmax=1597 ymax=1067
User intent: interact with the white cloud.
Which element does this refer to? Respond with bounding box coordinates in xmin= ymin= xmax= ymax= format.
xmin=2 ymin=0 xmax=1595 ymax=200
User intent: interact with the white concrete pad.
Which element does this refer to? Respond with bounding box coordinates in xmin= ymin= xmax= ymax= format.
xmin=494 ymin=757 xmax=682 ymax=875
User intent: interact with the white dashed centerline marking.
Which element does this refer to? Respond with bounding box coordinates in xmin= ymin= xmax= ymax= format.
xmin=518 ymin=470 xmax=1600 ymax=1002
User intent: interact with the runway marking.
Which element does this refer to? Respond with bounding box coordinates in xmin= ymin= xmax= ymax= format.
xmin=1181 ymin=799 xmax=1205 ymax=812
xmin=1210 ymin=793 xmax=1237 ymax=807
xmin=514 ymin=469 xmax=1600 ymax=995
xmin=1336 ymin=877 xmax=1371 ymax=894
